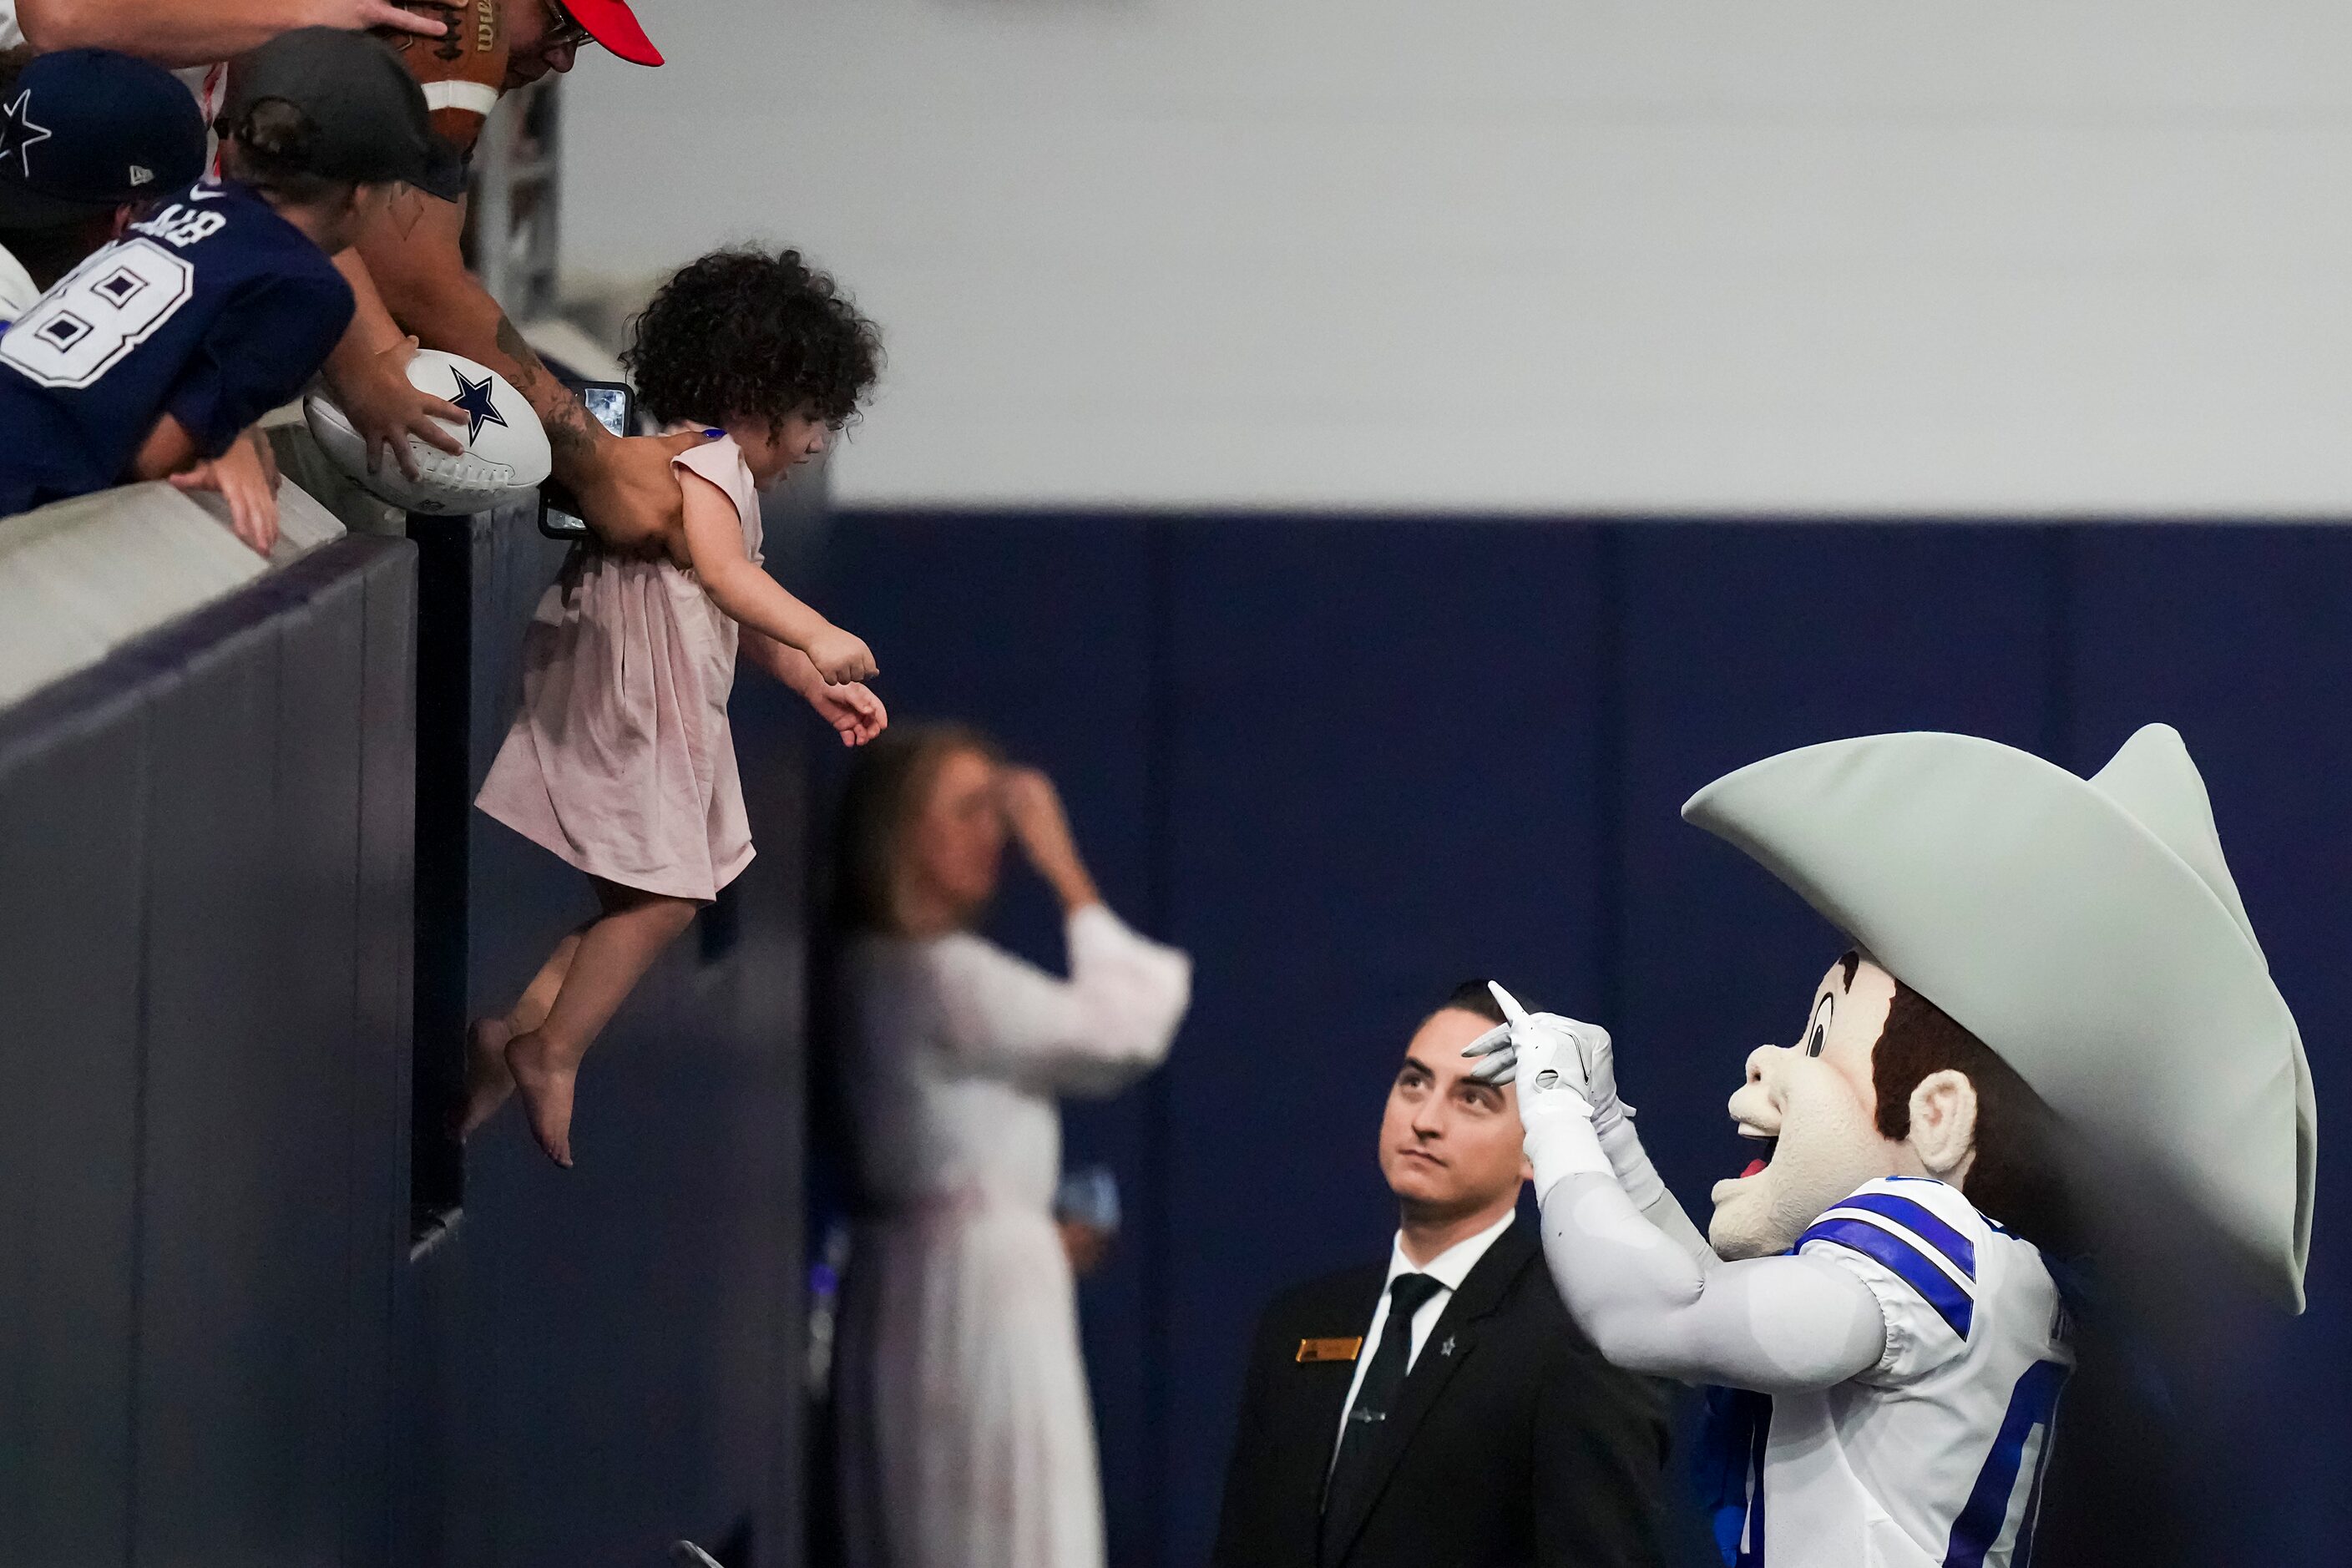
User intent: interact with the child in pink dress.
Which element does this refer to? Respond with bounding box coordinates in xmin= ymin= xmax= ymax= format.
xmin=467 ymin=247 xmax=887 ymax=1166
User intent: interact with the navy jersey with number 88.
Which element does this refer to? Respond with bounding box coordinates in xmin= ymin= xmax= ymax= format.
xmin=0 ymin=179 xmax=354 ymax=518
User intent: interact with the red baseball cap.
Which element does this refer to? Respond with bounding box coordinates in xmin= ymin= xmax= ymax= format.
xmin=564 ymin=0 xmax=664 ymax=67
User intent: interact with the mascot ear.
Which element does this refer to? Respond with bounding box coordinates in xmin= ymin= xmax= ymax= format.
xmin=1905 ymin=1069 xmax=1979 ymax=1179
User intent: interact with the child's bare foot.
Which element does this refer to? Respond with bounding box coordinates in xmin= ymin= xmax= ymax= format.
xmin=505 ymin=1029 xmax=579 ymax=1168
xmin=457 ymin=1018 xmax=516 ymax=1137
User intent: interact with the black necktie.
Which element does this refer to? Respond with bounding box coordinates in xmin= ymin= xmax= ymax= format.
xmin=1326 ymin=1272 xmax=1445 ymax=1519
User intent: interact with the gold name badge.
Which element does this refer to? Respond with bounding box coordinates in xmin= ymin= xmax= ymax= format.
xmin=1296 ymin=1337 xmax=1363 ymax=1364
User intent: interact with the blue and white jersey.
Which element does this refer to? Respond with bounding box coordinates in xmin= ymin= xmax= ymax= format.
xmin=1728 ymin=1177 xmax=2072 ymax=1568
xmin=0 ymin=180 xmax=352 ymax=517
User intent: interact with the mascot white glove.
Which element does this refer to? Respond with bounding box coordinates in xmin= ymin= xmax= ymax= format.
xmin=1463 ymin=983 xmax=1614 ymax=1196
xmin=1463 ymin=985 xmax=1633 ymax=1129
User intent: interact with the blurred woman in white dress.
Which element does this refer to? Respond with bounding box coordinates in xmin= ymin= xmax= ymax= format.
xmin=829 ymin=725 xmax=1191 ymax=1568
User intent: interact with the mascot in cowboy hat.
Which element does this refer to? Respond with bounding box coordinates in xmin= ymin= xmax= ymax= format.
xmin=1466 ymin=724 xmax=2314 ymax=1568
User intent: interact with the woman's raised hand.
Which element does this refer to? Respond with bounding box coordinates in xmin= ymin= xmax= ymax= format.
xmin=999 ymin=766 xmax=1070 ymax=857
xmin=999 ymin=767 xmax=1100 ymax=911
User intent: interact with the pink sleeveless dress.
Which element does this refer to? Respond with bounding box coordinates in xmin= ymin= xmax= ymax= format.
xmin=475 ymin=436 xmax=762 ymax=902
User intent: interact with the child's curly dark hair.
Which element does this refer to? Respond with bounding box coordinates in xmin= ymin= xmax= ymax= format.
xmin=620 ymin=247 xmax=882 ymax=432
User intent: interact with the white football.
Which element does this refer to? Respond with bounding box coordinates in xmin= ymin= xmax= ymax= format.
xmin=304 ymin=349 xmax=552 ymax=515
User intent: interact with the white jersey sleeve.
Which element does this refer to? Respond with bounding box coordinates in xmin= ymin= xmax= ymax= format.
xmin=1796 ymin=1176 xmax=1990 ymax=1387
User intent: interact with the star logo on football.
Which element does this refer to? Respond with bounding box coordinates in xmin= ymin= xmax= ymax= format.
xmin=0 ymin=89 xmax=54 ymax=176
xmin=448 ymin=367 xmax=509 ymax=444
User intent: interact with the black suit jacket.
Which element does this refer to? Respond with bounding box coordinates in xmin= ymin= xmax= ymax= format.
xmin=1211 ymin=1216 xmax=1671 ymax=1568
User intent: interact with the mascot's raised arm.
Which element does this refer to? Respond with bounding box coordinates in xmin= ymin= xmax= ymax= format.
xmin=1469 ymin=724 xmax=2314 ymax=1568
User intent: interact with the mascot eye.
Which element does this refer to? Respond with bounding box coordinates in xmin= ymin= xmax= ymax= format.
xmin=1807 ymin=994 xmax=1835 ymax=1058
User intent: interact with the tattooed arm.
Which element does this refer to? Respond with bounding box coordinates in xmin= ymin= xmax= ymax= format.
xmin=492 ymin=314 xmax=609 ymax=477
xmin=352 ymin=190 xmax=700 ymax=557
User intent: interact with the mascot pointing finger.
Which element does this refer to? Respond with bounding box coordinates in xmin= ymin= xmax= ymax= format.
xmin=1470 ymin=724 xmax=2314 ymax=1568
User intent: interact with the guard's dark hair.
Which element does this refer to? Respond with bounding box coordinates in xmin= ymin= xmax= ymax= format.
xmin=621 ymin=246 xmax=882 ymax=434
xmin=216 ymin=99 xmax=352 ymax=207
xmin=1434 ymin=979 xmax=1507 ymax=1027
xmin=1872 ymin=975 xmax=2081 ymax=1261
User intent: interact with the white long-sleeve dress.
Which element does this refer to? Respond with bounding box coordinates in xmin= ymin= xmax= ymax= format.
xmin=834 ymin=903 xmax=1191 ymax=1568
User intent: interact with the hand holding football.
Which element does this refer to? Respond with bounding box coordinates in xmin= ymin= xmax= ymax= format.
xmin=305 ymin=350 xmax=551 ymax=514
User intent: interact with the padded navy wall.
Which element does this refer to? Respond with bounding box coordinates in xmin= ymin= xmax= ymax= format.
xmin=401 ymin=509 xmax=813 ymax=1568
xmin=0 ymin=539 xmax=417 ymax=1568
xmin=816 ymin=515 xmax=2349 ymax=1568
xmin=3 ymin=503 xmax=820 ymax=1568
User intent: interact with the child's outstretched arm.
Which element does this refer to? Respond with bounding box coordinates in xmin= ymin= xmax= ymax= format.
xmin=680 ymin=470 xmax=878 ymax=684
xmin=743 ymin=630 xmax=888 ymax=746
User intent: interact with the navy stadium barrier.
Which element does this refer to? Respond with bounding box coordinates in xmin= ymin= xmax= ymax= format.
xmin=0 ymin=532 xmax=417 ymax=1568
xmin=0 ymin=489 xmax=814 ymax=1568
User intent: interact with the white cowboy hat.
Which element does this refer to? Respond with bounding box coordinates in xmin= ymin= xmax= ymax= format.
xmin=1683 ymin=724 xmax=2315 ymax=1312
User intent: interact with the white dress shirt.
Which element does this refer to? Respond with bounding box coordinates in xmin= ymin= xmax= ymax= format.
xmin=1332 ymin=1206 xmax=1519 ymax=1457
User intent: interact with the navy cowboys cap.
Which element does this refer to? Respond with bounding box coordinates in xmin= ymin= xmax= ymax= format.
xmin=0 ymin=49 xmax=208 ymax=228
xmin=220 ymin=28 xmax=467 ymax=202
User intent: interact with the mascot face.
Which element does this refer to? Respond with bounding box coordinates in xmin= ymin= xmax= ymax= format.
xmin=1709 ymin=956 xmax=1980 ymax=1258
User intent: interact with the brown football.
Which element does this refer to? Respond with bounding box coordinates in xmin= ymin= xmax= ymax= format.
xmin=374 ymin=1 xmax=509 ymax=157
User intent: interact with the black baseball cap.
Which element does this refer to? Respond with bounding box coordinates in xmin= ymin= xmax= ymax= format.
xmin=0 ymin=49 xmax=208 ymax=227
xmin=220 ymin=28 xmax=467 ymax=201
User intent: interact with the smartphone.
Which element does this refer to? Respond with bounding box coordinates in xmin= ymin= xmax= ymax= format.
xmin=1054 ymin=1166 xmax=1122 ymax=1237
xmin=538 ymin=381 xmax=636 ymax=539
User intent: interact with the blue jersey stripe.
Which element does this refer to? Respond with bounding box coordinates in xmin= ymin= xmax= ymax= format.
xmin=2011 ymin=1428 xmax=2056 ymax=1568
xmin=1828 ymin=1191 xmax=1978 ymax=1280
xmin=1799 ymin=1216 xmax=1975 ymax=1339
xmin=1945 ymin=1358 xmax=2068 ymax=1566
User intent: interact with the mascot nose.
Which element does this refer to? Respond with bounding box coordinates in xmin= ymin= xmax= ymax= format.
xmin=1727 ymin=1073 xmax=1781 ymax=1136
